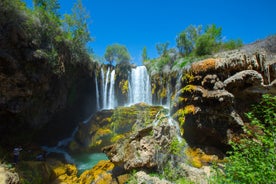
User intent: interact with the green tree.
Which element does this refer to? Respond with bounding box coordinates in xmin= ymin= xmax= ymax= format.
xmin=195 ymin=24 xmax=222 ymax=56
xmin=176 ymin=25 xmax=202 ymax=56
xmin=156 ymin=42 xmax=169 ymax=56
xmin=142 ymin=47 xmax=149 ymax=62
xmin=33 ymin=0 xmax=60 ymax=16
xmin=222 ymin=39 xmax=243 ymax=50
xmin=104 ymin=44 xmax=131 ymax=66
xmin=63 ymin=0 xmax=92 ymax=49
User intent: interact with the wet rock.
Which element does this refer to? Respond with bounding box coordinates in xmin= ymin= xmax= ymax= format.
xmin=134 ymin=171 xmax=172 ymax=184
xmin=70 ymin=104 xmax=164 ymax=153
xmin=0 ymin=165 xmax=20 ymax=184
xmin=103 ymin=121 xmax=178 ymax=171
xmin=78 ymin=160 xmax=114 ymax=184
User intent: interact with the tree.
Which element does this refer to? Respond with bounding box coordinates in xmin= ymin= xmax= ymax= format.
xmin=222 ymin=39 xmax=243 ymax=51
xmin=156 ymin=42 xmax=169 ymax=56
xmin=142 ymin=47 xmax=148 ymax=62
xmin=64 ymin=0 xmax=92 ymax=48
xmin=33 ymin=0 xmax=60 ymax=16
xmin=194 ymin=24 xmax=222 ymax=56
xmin=176 ymin=25 xmax=202 ymax=56
xmin=104 ymin=44 xmax=131 ymax=66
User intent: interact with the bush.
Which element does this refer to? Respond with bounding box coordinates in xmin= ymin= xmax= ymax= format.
xmin=212 ymin=94 xmax=276 ymax=183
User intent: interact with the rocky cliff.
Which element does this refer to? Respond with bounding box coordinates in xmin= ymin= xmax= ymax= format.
xmin=0 ymin=3 xmax=98 ymax=147
xmin=170 ymin=42 xmax=276 ymax=155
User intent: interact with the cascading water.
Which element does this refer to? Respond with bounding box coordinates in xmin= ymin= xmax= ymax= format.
xmin=108 ymin=70 xmax=116 ymax=109
xmin=128 ymin=66 xmax=152 ymax=105
xmin=166 ymin=82 xmax=171 ymax=109
xmin=103 ymin=67 xmax=110 ymax=109
xmin=100 ymin=68 xmax=105 ymax=108
xmin=95 ymin=72 xmax=100 ymax=111
xmin=100 ymin=67 xmax=117 ymax=109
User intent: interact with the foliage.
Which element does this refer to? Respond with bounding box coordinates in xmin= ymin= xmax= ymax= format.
xmin=156 ymin=42 xmax=169 ymax=56
xmin=221 ymin=39 xmax=243 ymax=50
xmin=104 ymin=44 xmax=131 ymax=66
xmin=176 ymin=25 xmax=202 ymax=56
xmin=33 ymin=0 xmax=60 ymax=16
xmin=142 ymin=46 xmax=149 ymax=62
xmin=63 ymin=0 xmax=93 ymax=53
xmin=194 ymin=24 xmax=222 ymax=56
xmin=169 ymin=137 xmax=185 ymax=156
xmin=212 ymin=94 xmax=276 ymax=184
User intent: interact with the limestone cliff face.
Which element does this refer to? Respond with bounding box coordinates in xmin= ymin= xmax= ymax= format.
xmin=0 ymin=5 xmax=98 ymax=145
xmin=171 ymin=44 xmax=276 ymax=154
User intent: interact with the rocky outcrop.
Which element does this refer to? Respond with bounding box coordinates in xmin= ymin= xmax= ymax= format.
xmin=172 ymin=50 xmax=276 ymax=154
xmin=103 ymin=124 xmax=177 ymax=171
xmin=0 ymin=3 xmax=98 ymax=146
xmin=69 ymin=104 xmax=165 ymax=153
xmin=132 ymin=171 xmax=172 ymax=184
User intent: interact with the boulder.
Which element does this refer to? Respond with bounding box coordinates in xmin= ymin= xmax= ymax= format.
xmin=69 ymin=104 xmax=165 ymax=153
xmin=103 ymin=121 xmax=178 ymax=171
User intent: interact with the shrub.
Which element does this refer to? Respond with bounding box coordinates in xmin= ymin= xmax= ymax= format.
xmin=212 ymin=94 xmax=276 ymax=183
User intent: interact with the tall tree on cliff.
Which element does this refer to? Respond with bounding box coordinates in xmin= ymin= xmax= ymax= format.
xmin=104 ymin=44 xmax=131 ymax=66
xmin=176 ymin=25 xmax=202 ymax=56
xmin=156 ymin=42 xmax=169 ymax=56
xmin=142 ymin=46 xmax=149 ymax=62
xmin=33 ymin=0 xmax=60 ymax=15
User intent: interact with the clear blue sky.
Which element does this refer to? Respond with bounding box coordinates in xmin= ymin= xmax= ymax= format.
xmin=23 ymin=0 xmax=276 ymax=65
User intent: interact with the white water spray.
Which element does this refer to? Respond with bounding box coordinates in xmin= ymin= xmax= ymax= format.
xmin=128 ymin=66 xmax=152 ymax=105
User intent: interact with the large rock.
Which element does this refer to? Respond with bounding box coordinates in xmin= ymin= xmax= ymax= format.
xmin=69 ymin=104 xmax=165 ymax=153
xmin=103 ymin=118 xmax=179 ymax=171
xmin=172 ymin=50 xmax=276 ymax=155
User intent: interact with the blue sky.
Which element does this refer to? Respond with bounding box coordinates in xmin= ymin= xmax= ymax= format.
xmin=23 ymin=0 xmax=276 ymax=65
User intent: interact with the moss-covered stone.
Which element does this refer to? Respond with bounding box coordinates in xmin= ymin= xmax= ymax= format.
xmin=185 ymin=147 xmax=221 ymax=168
xmin=78 ymin=160 xmax=114 ymax=184
xmin=70 ymin=104 xmax=165 ymax=153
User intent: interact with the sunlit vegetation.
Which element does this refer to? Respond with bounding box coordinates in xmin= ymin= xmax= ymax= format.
xmin=211 ymin=94 xmax=276 ymax=183
xmin=104 ymin=43 xmax=131 ymax=66
xmin=144 ymin=24 xmax=243 ymax=72
xmin=1 ymin=0 xmax=94 ymax=74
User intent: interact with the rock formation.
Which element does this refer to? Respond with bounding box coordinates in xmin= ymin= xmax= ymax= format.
xmin=171 ymin=48 xmax=276 ymax=155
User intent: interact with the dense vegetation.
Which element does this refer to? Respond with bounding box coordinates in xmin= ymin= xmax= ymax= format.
xmin=144 ymin=24 xmax=243 ymax=72
xmin=1 ymin=0 xmax=94 ymax=71
xmin=104 ymin=44 xmax=131 ymax=65
xmin=212 ymin=94 xmax=276 ymax=183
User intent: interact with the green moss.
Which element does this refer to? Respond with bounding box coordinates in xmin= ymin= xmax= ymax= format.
xmin=182 ymin=73 xmax=194 ymax=84
xmin=119 ymin=80 xmax=129 ymax=95
xmin=160 ymin=87 xmax=167 ymax=98
xmin=181 ymin=85 xmax=197 ymax=93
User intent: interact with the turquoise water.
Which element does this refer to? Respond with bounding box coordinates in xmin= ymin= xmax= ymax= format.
xmin=72 ymin=153 xmax=108 ymax=174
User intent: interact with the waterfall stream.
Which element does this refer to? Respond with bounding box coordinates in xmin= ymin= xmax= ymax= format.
xmin=95 ymin=72 xmax=100 ymax=111
xmin=96 ymin=65 xmax=152 ymax=109
xmin=45 ymin=65 xmax=183 ymax=175
xmin=128 ymin=66 xmax=152 ymax=105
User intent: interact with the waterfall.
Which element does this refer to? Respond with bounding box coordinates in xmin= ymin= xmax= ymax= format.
xmin=95 ymin=72 xmax=100 ymax=110
xmin=108 ymin=70 xmax=116 ymax=109
xmin=100 ymin=68 xmax=105 ymax=108
xmin=129 ymin=66 xmax=152 ymax=105
xmin=103 ymin=67 xmax=110 ymax=109
xmin=101 ymin=67 xmax=116 ymax=109
xmin=166 ymin=82 xmax=171 ymax=109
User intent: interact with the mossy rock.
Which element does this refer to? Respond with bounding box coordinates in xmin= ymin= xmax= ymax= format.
xmin=71 ymin=104 xmax=165 ymax=153
xmin=78 ymin=160 xmax=114 ymax=184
